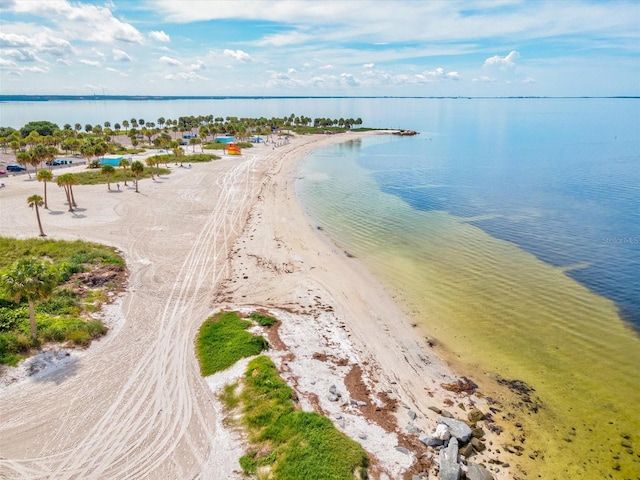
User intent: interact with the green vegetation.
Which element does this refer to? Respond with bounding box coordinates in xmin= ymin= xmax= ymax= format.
xmin=196 ymin=310 xmax=269 ymax=376
xmin=196 ymin=309 xmax=369 ymax=479
xmin=249 ymin=312 xmax=278 ymax=327
xmin=228 ymin=356 xmax=369 ymax=480
xmin=72 ymin=166 xmax=170 ymax=185
xmin=0 ymin=237 xmax=125 ymax=365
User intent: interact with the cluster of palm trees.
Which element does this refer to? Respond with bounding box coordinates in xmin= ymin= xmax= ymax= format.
xmin=3 ymin=111 xmax=365 ymax=237
xmin=27 ymin=171 xmax=79 ymax=237
xmin=1 ymin=113 xmax=364 ymax=164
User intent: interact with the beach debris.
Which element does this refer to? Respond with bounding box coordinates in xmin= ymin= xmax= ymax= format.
xmin=440 ymin=376 xmax=478 ymax=395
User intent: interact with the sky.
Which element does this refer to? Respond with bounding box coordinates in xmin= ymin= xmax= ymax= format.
xmin=0 ymin=0 xmax=638 ymax=97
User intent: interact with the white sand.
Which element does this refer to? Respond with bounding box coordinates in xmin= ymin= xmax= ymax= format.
xmin=0 ymin=133 xmax=509 ymax=479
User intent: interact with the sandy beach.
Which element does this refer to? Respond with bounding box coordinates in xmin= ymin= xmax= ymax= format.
xmin=0 ymin=132 xmax=512 ymax=479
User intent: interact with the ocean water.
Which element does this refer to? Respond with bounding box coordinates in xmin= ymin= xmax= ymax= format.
xmin=296 ymin=98 xmax=640 ymax=479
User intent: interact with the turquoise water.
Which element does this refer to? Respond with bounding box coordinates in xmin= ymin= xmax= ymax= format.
xmin=303 ymin=98 xmax=640 ymax=329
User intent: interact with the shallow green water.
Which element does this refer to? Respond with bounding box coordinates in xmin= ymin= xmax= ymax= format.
xmin=297 ymin=138 xmax=640 ymax=479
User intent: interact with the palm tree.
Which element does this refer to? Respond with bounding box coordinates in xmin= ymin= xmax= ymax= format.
xmin=130 ymin=160 xmax=144 ymax=193
xmin=27 ymin=194 xmax=46 ymax=236
xmin=36 ymin=169 xmax=53 ymax=209
xmin=16 ymin=150 xmax=32 ymax=178
xmin=1 ymin=258 xmax=58 ymax=341
xmin=56 ymin=173 xmax=77 ymax=211
xmin=118 ymin=158 xmax=130 ymax=186
xmin=145 ymin=158 xmax=156 ymax=180
xmin=101 ymin=164 xmax=116 ymax=190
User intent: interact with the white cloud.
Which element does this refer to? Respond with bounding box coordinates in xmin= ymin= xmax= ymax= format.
xmin=255 ymin=31 xmax=313 ymax=48
xmin=340 ymin=72 xmax=359 ymax=86
xmin=319 ymin=64 xmax=334 ymax=70
xmin=363 ymin=63 xmax=375 ymax=69
xmin=522 ymin=77 xmax=536 ymax=84
xmin=287 ymin=68 xmax=297 ymax=74
xmin=164 ymin=71 xmax=206 ymax=81
xmin=6 ymin=0 xmax=145 ymax=44
xmin=0 ymin=58 xmax=18 ymax=67
xmin=188 ymin=60 xmax=206 ymax=71
xmin=21 ymin=65 xmax=48 ymax=73
xmin=0 ymin=30 xmax=72 ymax=57
xmin=113 ymin=48 xmax=131 ymax=62
xmin=473 ymin=75 xmax=497 ymax=83
xmin=79 ymin=59 xmax=101 ymax=67
xmin=223 ymin=49 xmax=254 ymax=62
xmin=160 ymin=55 xmax=182 ymax=66
xmin=149 ymin=30 xmax=171 ymax=42
xmin=56 ymin=58 xmax=73 ymax=66
xmin=484 ymin=51 xmax=520 ymax=69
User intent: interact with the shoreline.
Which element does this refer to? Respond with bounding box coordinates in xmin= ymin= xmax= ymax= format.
xmin=0 ymin=131 xmax=512 ymax=479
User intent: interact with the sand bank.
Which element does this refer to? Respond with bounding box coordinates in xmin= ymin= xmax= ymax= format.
xmin=0 ymin=132 xmax=510 ymax=479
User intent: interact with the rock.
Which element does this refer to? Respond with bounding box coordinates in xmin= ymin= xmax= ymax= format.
xmin=329 ymin=385 xmax=337 ymax=394
xmin=441 ymin=410 xmax=454 ymax=418
xmin=334 ymin=413 xmax=342 ymax=420
xmin=471 ymin=437 xmax=486 ymax=452
xmin=357 ymin=400 xmax=368 ymax=407
xmin=327 ymin=394 xmax=339 ymax=402
xmin=434 ymin=423 xmax=451 ymax=441
xmin=471 ymin=427 xmax=485 ymax=438
xmin=468 ymin=408 xmax=486 ymax=423
xmin=439 ymin=437 xmax=460 ymax=480
xmin=420 ymin=436 xmax=444 ymax=447
xmin=358 ymin=433 xmax=367 ymax=440
xmin=428 ymin=406 xmax=442 ymax=415
xmin=412 ymin=475 xmax=421 ymax=480
xmin=466 ymin=463 xmax=494 ymax=480
xmin=350 ymin=399 xmax=358 ymax=405
xmin=396 ymin=446 xmax=411 ymax=455
xmin=460 ymin=443 xmax=475 ymax=458
xmin=439 ymin=417 xmax=472 ymax=443
xmin=407 ymin=425 xmax=420 ymax=435
xmin=408 ymin=410 xmax=417 ymax=420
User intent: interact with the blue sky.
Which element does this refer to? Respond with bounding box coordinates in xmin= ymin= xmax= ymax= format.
xmin=1 ymin=0 xmax=638 ymax=96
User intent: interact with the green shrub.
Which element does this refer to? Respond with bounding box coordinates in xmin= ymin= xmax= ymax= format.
xmin=0 ymin=305 xmax=28 ymax=332
xmin=239 ymin=356 xmax=370 ymax=480
xmin=250 ymin=312 xmax=278 ymax=327
xmin=67 ymin=329 xmax=91 ymax=346
xmin=196 ymin=311 xmax=269 ymax=376
xmin=0 ymin=237 xmax=123 ymax=365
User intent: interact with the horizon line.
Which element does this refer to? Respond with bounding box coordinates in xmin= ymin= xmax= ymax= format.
xmin=1 ymin=94 xmax=639 ymax=102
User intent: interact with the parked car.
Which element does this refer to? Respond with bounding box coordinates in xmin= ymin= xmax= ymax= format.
xmin=6 ymin=164 xmax=26 ymax=172
xmin=0 ymin=170 xmax=6 ymax=175
xmin=45 ymin=160 xmax=63 ymax=166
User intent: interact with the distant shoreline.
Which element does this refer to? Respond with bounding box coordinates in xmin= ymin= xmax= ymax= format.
xmin=1 ymin=95 xmax=638 ymax=102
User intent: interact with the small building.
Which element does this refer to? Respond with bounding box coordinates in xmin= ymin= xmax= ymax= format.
xmin=215 ymin=136 xmax=235 ymax=144
xmin=226 ymin=143 xmax=241 ymax=155
xmin=100 ymin=155 xmax=124 ymax=166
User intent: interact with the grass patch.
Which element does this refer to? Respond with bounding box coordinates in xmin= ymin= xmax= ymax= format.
xmin=196 ymin=310 xmax=269 ymax=376
xmin=249 ymin=312 xmax=278 ymax=327
xmin=69 ymin=167 xmax=170 ymax=185
xmin=0 ymin=237 xmax=125 ymax=365
xmin=238 ymin=355 xmax=369 ymax=479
